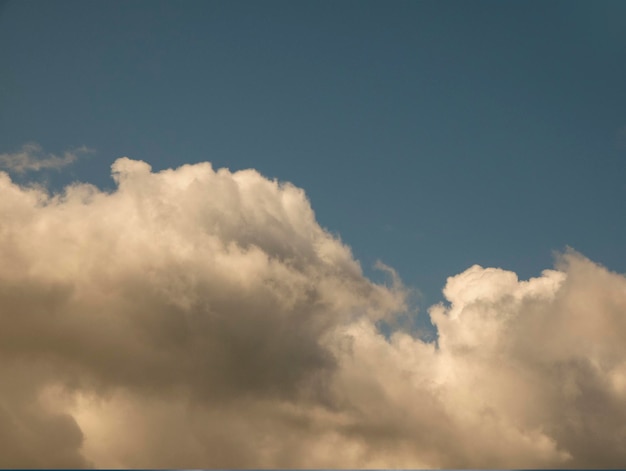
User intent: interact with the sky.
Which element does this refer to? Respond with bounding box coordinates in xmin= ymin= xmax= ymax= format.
xmin=1 ymin=0 xmax=626 ymax=468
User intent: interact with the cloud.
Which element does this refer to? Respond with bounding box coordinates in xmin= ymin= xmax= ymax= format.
xmin=0 ymin=143 xmax=91 ymax=173
xmin=1 ymin=156 xmax=626 ymax=467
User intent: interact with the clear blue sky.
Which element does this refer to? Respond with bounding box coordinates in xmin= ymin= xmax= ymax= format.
xmin=1 ymin=0 xmax=625 ymax=311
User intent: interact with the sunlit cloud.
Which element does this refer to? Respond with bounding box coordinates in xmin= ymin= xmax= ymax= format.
xmin=1 ymin=153 xmax=625 ymax=467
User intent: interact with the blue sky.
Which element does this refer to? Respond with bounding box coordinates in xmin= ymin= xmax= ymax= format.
xmin=4 ymin=2 xmax=626 ymax=467
xmin=1 ymin=0 xmax=625 ymax=309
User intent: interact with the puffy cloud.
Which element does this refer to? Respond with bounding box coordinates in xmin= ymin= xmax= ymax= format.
xmin=0 ymin=143 xmax=91 ymax=173
xmin=0 ymin=156 xmax=405 ymax=467
xmin=1 ymin=156 xmax=626 ymax=468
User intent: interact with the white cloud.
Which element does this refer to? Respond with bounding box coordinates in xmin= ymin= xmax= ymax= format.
xmin=0 ymin=143 xmax=90 ymax=173
xmin=1 ymin=156 xmax=626 ymax=467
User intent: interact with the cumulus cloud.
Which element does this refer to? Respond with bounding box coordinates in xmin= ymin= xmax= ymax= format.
xmin=0 ymin=142 xmax=90 ymax=173
xmin=1 ymin=156 xmax=626 ymax=468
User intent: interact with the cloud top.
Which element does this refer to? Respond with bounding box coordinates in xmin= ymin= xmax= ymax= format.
xmin=0 ymin=156 xmax=625 ymax=468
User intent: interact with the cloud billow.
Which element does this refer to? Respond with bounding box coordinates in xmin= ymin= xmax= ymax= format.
xmin=1 ymin=156 xmax=625 ymax=467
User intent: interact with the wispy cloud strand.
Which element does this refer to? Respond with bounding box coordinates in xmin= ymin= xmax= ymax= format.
xmin=0 ymin=143 xmax=91 ymax=173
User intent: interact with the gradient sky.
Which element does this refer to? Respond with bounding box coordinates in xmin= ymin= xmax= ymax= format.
xmin=2 ymin=0 xmax=625 ymax=310
xmin=2 ymin=1 xmax=626 ymax=468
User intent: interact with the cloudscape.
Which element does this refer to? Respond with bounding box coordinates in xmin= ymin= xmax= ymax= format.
xmin=2 ymin=0 xmax=626 ymax=468
xmin=1 ymin=158 xmax=626 ymax=468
